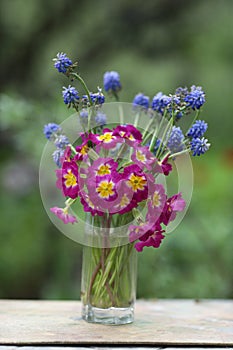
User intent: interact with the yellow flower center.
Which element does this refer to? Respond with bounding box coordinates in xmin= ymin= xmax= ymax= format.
xmin=128 ymin=134 xmax=135 ymax=141
xmin=80 ymin=145 xmax=89 ymax=155
xmin=127 ymin=174 xmax=147 ymax=191
xmin=64 ymin=170 xmax=77 ymax=188
xmin=119 ymin=194 xmax=130 ymax=207
xmin=97 ymin=164 xmax=111 ymax=176
xmin=98 ymin=132 xmax=114 ymax=143
xmin=152 ymin=191 xmax=161 ymax=207
xmin=136 ymin=150 xmax=146 ymax=163
xmin=96 ymin=180 xmax=114 ymax=198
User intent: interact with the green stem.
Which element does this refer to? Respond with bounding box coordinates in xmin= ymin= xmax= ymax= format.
xmin=87 ymin=260 xmax=101 ymax=304
xmin=70 ymin=72 xmax=93 ymax=106
xmin=112 ymin=91 xmax=119 ymax=102
xmin=116 ymin=143 xmax=128 ymax=162
xmin=134 ymin=111 xmax=140 ymax=128
xmin=65 ymin=197 xmax=77 ymax=208
xmin=69 ymin=144 xmax=76 ymax=154
xmin=118 ymin=104 xmax=124 ymax=124
xmin=169 ymin=148 xmax=190 ymax=158
xmin=155 ymin=116 xmax=173 ymax=158
xmin=87 ymin=148 xmax=99 ymax=161
xmin=142 ymin=118 xmax=155 ymax=140
xmin=119 ymin=243 xmax=134 ymax=277
xmin=149 ymin=110 xmax=168 ymax=153
xmin=142 ymin=131 xmax=153 ymax=146
xmin=186 ymin=109 xmax=200 ymax=135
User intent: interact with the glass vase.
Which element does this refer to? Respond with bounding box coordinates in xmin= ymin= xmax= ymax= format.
xmin=81 ymin=242 xmax=137 ymax=325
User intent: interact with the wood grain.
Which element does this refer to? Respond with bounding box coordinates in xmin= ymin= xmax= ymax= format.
xmin=0 ymin=300 xmax=232 ymax=346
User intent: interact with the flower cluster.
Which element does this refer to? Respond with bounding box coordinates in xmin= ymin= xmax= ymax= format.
xmin=54 ymin=53 xmax=105 ymax=111
xmin=167 ymin=126 xmax=184 ymax=153
xmin=53 ymin=52 xmax=73 ymax=73
xmin=45 ymin=52 xmax=211 ymax=251
xmin=187 ymin=119 xmax=210 ymax=156
xmin=132 ymin=86 xmax=210 ymax=157
xmin=133 ymin=93 xmax=150 ymax=110
xmin=50 ymin=123 xmax=185 ymax=251
xmin=133 ymin=85 xmax=205 ymax=117
xmin=129 ymin=192 xmax=185 ymax=251
xmin=103 ymin=71 xmax=121 ymax=94
xmin=43 ymin=123 xmax=70 ymax=167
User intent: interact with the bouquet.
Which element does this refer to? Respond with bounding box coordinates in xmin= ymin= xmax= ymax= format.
xmin=42 ymin=52 xmax=210 ymax=324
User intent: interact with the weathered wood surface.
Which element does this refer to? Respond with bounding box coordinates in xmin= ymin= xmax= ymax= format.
xmin=0 ymin=300 xmax=232 ymax=346
xmin=0 ymin=348 xmax=233 ymax=350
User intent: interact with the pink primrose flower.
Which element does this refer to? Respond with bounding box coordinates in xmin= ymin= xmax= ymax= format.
xmin=55 ymin=146 xmax=74 ymax=194
xmin=79 ymin=132 xmax=92 ymax=143
xmin=58 ymin=146 xmax=71 ymax=165
xmin=88 ymin=157 xmax=118 ymax=178
xmin=131 ymin=145 xmax=157 ymax=170
xmin=113 ymin=124 xmax=142 ymax=146
xmin=74 ymin=140 xmax=90 ymax=161
xmin=129 ymin=217 xmax=165 ymax=251
xmin=85 ymin=174 xmax=119 ymax=213
xmin=85 ymin=170 xmax=138 ymax=214
xmin=79 ymin=190 xmax=104 ymax=216
xmin=123 ymin=164 xmax=148 ymax=203
xmin=147 ymin=183 xmax=167 ymax=219
xmin=90 ymin=128 xmax=123 ymax=150
xmin=62 ymin=160 xmax=79 ymax=199
xmin=112 ymin=181 xmax=137 ymax=215
xmin=170 ymin=192 xmax=186 ymax=211
xmin=160 ymin=192 xmax=186 ymax=225
xmin=129 ymin=221 xmax=153 ymax=242
xmin=50 ymin=206 xmax=77 ymax=224
xmin=153 ymin=154 xmax=172 ymax=176
xmin=134 ymin=231 xmax=165 ymax=252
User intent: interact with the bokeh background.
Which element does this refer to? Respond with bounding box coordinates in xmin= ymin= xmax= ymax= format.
xmin=0 ymin=0 xmax=232 ymax=299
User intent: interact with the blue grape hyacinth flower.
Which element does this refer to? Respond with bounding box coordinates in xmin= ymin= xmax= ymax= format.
xmin=53 ymin=52 xmax=73 ymax=73
xmin=187 ymin=120 xmax=208 ymax=138
xmin=190 ymin=137 xmax=210 ymax=156
xmin=103 ymin=71 xmax=121 ymax=92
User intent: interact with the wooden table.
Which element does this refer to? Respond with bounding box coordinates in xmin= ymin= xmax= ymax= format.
xmin=0 ymin=299 xmax=232 ymax=349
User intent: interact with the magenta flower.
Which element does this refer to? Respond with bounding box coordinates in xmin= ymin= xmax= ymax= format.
xmin=129 ymin=221 xmax=153 ymax=242
xmin=85 ymin=171 xmax=136 ymax=215
xmin=147 ymin=183 xmax=166 ymax=220
xmin=134 ymin=231 xmax=165 ymax=252
xmin=85 ymin=173 xmax=120 ymax=213
xmin=53 ymin=146 xmax=71 ymax=170
xmin=112 ymin=181 xmax=136 ymax=215
xmin=160 ymin=192 xmax=186 ymax=225
xmin=170 ymin=193 xmax=186 ymax=211
xmin=62 ymin=160 xmax=79 ymax=199
xmin=88 ymin=157 xmax=118 ymax=178
xmin=113 ymin=124 xmax=142 ymax=146
xmin=154 ymin=155 xmax=172 ymax=176
xmin=95 ymin=176 xmax=117 ymax=200
xmin=50 ymin=207 xmax=77 ymax=224
xmin=123 ymin=164 xmax=148 ymax=203
xmin=60 ymin=146 xmax=71 ymax=163
xmin=90 ymin=128 xmax=122 ymax=150
xmin=131 ymin=145 xmax=156 ymax=170
xmin=55 ymin=147 xmax=74 ymax=194
xmin=79 ymin=191 xmax=104 ymax=216
xmin=74 ymin=140 xmax=90 ymax=161
xmin=129 ymin=217 xmax=165 ymax=251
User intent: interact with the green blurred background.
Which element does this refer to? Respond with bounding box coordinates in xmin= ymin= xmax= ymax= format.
xmin=0 ymin=0 xmax=232 ymax=299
